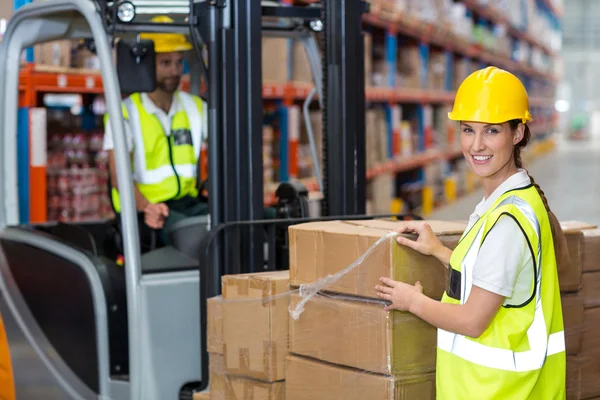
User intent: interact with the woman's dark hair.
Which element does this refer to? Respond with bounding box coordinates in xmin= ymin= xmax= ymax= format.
xmin=509 ymin=119 xmax=570 ymax=272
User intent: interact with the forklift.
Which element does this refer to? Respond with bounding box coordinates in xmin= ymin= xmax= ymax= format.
xmin=0 ymin=0 xmax=417 ymax=398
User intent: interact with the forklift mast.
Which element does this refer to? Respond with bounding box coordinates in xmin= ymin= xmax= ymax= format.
xmin=0 ymin=0 xmax=369 ymax=398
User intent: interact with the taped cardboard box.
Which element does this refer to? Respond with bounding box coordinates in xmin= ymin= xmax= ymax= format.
xmin=289 ymin=292 xmax=436 ymax=375
xmin=208 ymin=296 xmax=223 ymax=354
xmin=262 ymin=38 xmax=289 ymax=84
xmin=209 ymin=353 xmax=284 ymax=400
xmin=193 ymin=391 xmax=210 ymax=400
xmin=581 ymin=272 xmax=600 ymax=309
xmin=581 ymin=353 xmax=600 ymax=399
xmin=285 ymin=355 xmax=436 ymax=400
xmin=221 ymin=271 xmax=289 ymax=382
xmin=582 ymin=307 xmax=600 ymax=355
xmin=567 ymin=356 xmax=582 ymax=400
xmin=289 ymin=219 xmax=467 ymax=299
xmin=562 ymin=294 xmax=584 ymax=355
xmin=210 ymin=353 xmax=226 ymax=400
xmin=582 ymin=229 xmax=600 ymax=272
xmin=559 ymin=221 xmax=598 ymax=293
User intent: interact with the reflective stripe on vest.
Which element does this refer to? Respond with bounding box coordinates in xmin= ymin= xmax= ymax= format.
xmin=438 ymin=192 xmax=565 ymax=372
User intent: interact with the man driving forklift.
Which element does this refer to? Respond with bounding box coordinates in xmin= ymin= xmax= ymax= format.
xmin=104 ymin=16 xmax=278 ymax=246
xmin=103 ymin=15 xmax=208 ymax=245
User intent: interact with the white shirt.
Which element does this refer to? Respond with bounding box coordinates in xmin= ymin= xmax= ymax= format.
xmin=467 ymin=169 xmax=534 ymax=305
xmin=103 ymin=93 xmax=184 ymax=152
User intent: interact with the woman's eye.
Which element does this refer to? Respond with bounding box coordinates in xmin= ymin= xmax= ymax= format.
xmin=462 ymin=128 xmax=474 ymax=133
xmin=486 ymin=128 xmax=499 ymax=134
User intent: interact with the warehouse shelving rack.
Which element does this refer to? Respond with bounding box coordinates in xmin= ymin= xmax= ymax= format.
xmin=14 ymin=0 xmax=562 ymax=224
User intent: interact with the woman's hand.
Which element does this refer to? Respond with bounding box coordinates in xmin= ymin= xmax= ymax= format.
xmin=375 ymin=277 xmax=424 ymax=312
xmin=394 ymin=221 xmax=453 ymax=267
xmin=394 ymin=221 xmax=444 ymax=256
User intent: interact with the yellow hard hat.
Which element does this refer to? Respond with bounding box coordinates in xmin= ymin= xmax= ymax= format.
xmin=448 ymin=66 xmax=533 ymax=124
xmin=140 ymin=16 xmax=193 ymax=53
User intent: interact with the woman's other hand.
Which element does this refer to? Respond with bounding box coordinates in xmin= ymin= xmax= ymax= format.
xmin=375 ymin=277 xmax=424 ymax=312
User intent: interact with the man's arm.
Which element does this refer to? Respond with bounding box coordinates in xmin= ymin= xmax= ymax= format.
xmin=107 ymin=150 xmax=150 ymax=211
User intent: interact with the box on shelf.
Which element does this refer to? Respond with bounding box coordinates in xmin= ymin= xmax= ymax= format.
xmin=397 ymin=46 xmax=422 ymax=89
xmin=428 ymin=51 xmax=446 ymax=91
xmin=221 ymin=270 xmax=290 ymax=382
xmin=262 ymin=37 xmax=289 ymax=84
xmin=289 ymin=219 xmax=467 ymax=299
xmin=289 ymin=292 xmax=437 ymax=375
xmin=34 ymin=40 xmax=74 ymax=68
xmin=285 ymin=355 xmax=436 ymax=400
xmin=367 ymin=173 xmax=395 ymax=215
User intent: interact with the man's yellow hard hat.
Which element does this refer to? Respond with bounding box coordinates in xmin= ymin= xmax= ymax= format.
xmin=140 ymin=16 xmax=193 ymax=53
xmin=448 ymin=66 xmax=533 ymax=124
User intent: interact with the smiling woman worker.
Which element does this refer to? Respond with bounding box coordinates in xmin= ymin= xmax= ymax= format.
xmin=376 ymin=66 xmax=568 ymax=399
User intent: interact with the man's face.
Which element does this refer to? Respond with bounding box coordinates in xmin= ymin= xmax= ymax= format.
xmin=155 ymin=52 xmax=184 ymax=93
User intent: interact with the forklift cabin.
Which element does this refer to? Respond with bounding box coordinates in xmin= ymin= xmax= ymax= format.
xmin=0 ymin=0 xmax=417 ymax=399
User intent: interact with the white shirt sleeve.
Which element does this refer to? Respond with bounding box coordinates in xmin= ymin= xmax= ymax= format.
xmin=103 ymin=115 xmax=134 ymax=152
xmin=471 ymin=216 xmax=533 ymax=300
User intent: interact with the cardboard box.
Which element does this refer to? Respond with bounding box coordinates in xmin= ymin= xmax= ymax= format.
xmin=193 ymin=391 xmax=210 ymax=400
xmin=285 ymin=355 xmax=436 ymax=400
xmin=289 ymin=219 xmax=467 ymax=299
xmin=209 ymin=353 xmax=284 ymax=400
xmin=34 ymin=40 xmax=73 ymax=67
xmin=581 ymin=272 xmax=600 ymax=309
xmin=582 ymin=307 xmax=600 ymax=354
xmin=560 ymin=221 xmax=598 ymax=293
xmin=209 ymin=353 xmax=226 ymax=400
xmin=428 ymin=51 xmax=446 ymax=91
xmin=562 ymin=294 xmax=584 ymax=355
xmin=567 ymin=356 xmax=582 ymax=400
xmin=292 ymin=39 xmax=313 ymax=84
xmin=222 ymin=271 xmax=290 ymax=382
xmin=581 ymin=353 xmax=600 ymax=399
xmin=289 ymin=292 xmax=436 ymax=375
xmin=208 ymin=296 xmax=223 ymax=354
xmin=582 ymin=229 xmax=600 ymax=272
xmin=262 ymin=38 xmax=289 ymax=84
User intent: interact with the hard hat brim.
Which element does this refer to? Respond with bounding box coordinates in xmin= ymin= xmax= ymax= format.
xmin=155 ymin=43 xmax=194 ymax=53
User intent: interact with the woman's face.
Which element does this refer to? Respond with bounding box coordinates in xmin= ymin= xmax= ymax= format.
xmin=460 ymin=121 xmax=523 ymax=179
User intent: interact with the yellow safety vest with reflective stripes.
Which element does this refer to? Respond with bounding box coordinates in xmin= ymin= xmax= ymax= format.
xmin=437 ymin=184 xmax=566 ymax=399
xmin=106 ymin=91 xmax=205 ymax=212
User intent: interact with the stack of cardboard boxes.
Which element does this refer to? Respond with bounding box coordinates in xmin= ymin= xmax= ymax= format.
xmin=285 ymin=219 xmax=466 ymax=399
xmin=206 ymin=271 xmax=289 ymax=400
xmin=205 ymin=219 xmax=468 ymax=399
xmin=204 ymin=218 xmax=598 ymax=399
xmin=559 ymin=222 xmax=600 ymax=400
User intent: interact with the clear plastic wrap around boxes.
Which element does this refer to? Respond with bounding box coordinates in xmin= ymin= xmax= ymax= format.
xmin=204 ymin=219 xmax=600 ymax=399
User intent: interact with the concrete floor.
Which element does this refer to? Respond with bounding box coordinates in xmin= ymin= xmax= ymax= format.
xmin=429 ymin=135 xmax=600 ymax=227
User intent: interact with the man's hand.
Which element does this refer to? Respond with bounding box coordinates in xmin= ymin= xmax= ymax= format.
xmin=144 ymin=203 xmax=169 ymax=229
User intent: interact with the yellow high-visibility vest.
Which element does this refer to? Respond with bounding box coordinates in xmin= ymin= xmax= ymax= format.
xmin=437 ymin=184 xmax=566 ymax=399
xmin=106 ymin=91 xmax=205 ymax=212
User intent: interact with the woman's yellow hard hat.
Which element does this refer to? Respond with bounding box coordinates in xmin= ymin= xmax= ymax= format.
xmin=140 ymin=16 xmax=193 ymax=53
xmin=448 ymin=66 xmax=533 ymax=124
